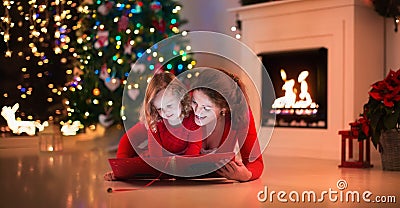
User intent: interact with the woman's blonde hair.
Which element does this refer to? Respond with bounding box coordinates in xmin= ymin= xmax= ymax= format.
xmin=140 ymin=72 xmax=191 ymax=132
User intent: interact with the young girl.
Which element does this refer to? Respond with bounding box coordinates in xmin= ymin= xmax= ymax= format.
xmin=104 ymin=72 xmax=202 ymax=181
xmin=143 ymin=72 xmax=202 ymax=157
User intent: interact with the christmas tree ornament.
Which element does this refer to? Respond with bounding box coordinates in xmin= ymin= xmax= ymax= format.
xmin=124 ymin=42 xmax=133 ymax=55
xmin=127 ymin=89 xmax=140 ymax=100
xmin=98 ymin=2 xmax=114 ymax=16
xmin=105 ymin=78 xmax=121 ymax=92
xmin=131 ymin=63 xmax=146 ymax=73
xmin=118 ymin=15 xmax=129 ymax=32
xmin=99 ymin=109 xmax=114 ymax=128
xmin=99 ymin=114 xmax=114 ymax=128
xmin=152 ymin=19 xmax=166 ymax=33
xmin=99 ymin=64 xmax=110 ymax=80
xmin=93 ymin=88 xmax=100 ymax=96
xmin=151 ymin=1 xmax=162 ymax=13
xmin=94 ymin=30 xmax=110 ymax=49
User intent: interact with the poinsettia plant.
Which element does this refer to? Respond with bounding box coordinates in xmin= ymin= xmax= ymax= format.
xmin=352 ymin=114 xmax=370 ymax=141
xmin=358 ymin=69 xmax=400 ymax=149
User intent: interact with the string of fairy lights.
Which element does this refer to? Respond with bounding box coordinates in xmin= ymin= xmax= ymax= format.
xmin=1 ymin=0 xmax=75 ymax=59
xmin=0 ymin=0 xmax=77 ymax=132
xmin=1 ymin=0 xmax=76 ymax=102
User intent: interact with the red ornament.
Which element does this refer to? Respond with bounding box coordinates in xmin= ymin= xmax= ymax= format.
xmin=93 ymin=88 xmax=100 ymax=96
xmin=150 ymin=1 xmax=162 ymax=12
xmin=99 ymin=64 xmax=109 ymax=80
xmin=94 ymin=30 xmax=109 ymax=49
xmin=98 ymin=2 xmax=114 ymax=16
xmin=118 ymin=15 xmax=129 ymax=32
xmin=152 ymin=19 xmax=166 ymax=33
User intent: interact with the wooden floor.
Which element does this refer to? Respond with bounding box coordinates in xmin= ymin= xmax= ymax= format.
xmin=0 ymin=131 xmax=399 ymax=208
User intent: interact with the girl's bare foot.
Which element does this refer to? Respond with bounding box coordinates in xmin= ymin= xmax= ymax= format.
xmin=104 ymin=171 xmax=116 ymax=181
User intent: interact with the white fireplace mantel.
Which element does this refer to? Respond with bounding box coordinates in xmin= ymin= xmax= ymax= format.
xmin=230 ymin=0 xmax=384 ymax=159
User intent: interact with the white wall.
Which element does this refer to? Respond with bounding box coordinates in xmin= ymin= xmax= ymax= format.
xmin=180 ymin=1 xmax=400 ymax=78
xmin=385 ymin=18 xmax=400 ymax=74
xmin=179 ymin=0 xmax=241 ymax=35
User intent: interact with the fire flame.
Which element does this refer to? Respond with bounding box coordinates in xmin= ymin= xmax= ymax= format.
xmin=272 ymin=69 xmax=317 ymax=109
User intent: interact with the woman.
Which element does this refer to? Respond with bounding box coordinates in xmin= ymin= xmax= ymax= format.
xmin=190 ymin=68 xmax=264 ymax=182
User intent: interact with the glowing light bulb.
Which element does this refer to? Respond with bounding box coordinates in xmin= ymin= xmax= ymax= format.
xmin=5 ymin=50 xmax=12 ymax=57
xmin=93 ymin=88 xmax=100 ymax=96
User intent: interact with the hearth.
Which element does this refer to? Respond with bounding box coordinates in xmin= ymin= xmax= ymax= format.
xmin=261 ymin=47 xmax=327 ymax=128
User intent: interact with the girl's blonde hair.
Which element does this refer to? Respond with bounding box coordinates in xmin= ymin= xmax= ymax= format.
xmin=140 ymin=72 xmax=191 ymax=132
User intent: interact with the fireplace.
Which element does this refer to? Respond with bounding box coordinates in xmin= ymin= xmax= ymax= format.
xmin=261 ymin=47 xmax=328 ymax=128
xmin=230 ymin=0 xmax=384 ymax=159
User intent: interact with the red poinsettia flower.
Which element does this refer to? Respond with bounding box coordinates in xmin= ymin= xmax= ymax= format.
xmin=369 ymin=71 xmax=400 ymax=107
xmin=384 ymin=69 xmax=400 ymax=86
xmin=351 ymin=114 xmax=370 ymax=139
xmin=362 ymin=68 xmax=400 ymax=149
xmin=358 ymin=116 xmax=370 ymax=137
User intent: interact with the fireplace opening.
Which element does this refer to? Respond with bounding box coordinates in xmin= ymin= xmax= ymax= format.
xmin=260 ymin=47 xmax=328 ymax=128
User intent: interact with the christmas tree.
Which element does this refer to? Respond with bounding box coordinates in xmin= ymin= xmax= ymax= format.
xmin=64 ymin=0 xmax=194 ymax=130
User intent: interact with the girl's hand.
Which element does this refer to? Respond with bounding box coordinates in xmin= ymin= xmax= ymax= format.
xmin=216 ymin=159 xmax=252 ymax=182
xmin=104 ymin=171 xmax=116 ymax=181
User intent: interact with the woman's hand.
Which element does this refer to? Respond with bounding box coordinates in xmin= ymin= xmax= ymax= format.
xmin=216 ymin=159 xmax=252 ymax=182
xmin=140 ymin=149 xmax=150 ymax=158
xmin=104 ymin=171 xmax=116 ymax=181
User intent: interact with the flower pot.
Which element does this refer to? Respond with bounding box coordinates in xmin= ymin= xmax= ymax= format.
xmin=380 ymin=129 xmax=400 ymax=171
